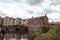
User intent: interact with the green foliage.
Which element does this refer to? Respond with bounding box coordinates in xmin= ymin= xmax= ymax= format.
xmin=17 ymin=25 xmax=28 ymax=34
xmin=41 ymin=27 xmax=50 ymax=33
xmin=35 ymin=25 xmax=60 ymax=40
xmin=0 ymin=19 xmax=3 ymax=28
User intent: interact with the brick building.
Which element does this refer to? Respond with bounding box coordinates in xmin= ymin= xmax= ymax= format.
xmin=14 ymin=18 xmax=21 ymax=25
xmin=21 ymin=19 xmax=28 ymax=26
xmin=27 ymin=14 xmax=48 ymax=30
xmin=0 ymin=14 xmax=48 ymax=31
xmin=3 ymin=16 xmax=21 ymax=26
xmin=3 ymin=16 xmax=10 ymax=26
xmin=9 ymin=17 xmax=15 ymax=26
xmin=21 ymin=14 xmax=48 ymax=30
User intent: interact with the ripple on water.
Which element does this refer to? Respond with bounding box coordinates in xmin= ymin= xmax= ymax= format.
xmin=20 ymin=38 xmax=28 ymax=40
xmin=4 ymin=38 xmax=28 ymax=40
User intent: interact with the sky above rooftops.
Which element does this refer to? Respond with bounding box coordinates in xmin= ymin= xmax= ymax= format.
xmin=0 ymin=0 xmax=60 ymax=22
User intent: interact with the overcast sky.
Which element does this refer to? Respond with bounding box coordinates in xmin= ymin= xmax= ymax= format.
xmin=0 ymin=0 xmax=60 ymax=22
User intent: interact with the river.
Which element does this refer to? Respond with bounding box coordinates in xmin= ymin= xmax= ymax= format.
xmin=0 ymin=33 xmax=35 ymax=40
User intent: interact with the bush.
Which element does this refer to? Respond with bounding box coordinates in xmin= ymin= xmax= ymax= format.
xmin=35 ymin=25 xmax=60 ymax=40
xmin=16 ymin=25 xmax=28 ymax=34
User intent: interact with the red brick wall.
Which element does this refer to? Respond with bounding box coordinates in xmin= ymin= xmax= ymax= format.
xmin=43 ymin=15 xmax=48 ymax=27
xmin=27 ymin=15 xmax=48 ymax=30
xmin=28 ymin=17 xmax=42 ymax=30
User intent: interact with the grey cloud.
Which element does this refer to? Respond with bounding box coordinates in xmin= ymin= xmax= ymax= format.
xmin=14 ymin=0 xmax=44 ymax=5
xmin=27 ymin=0 xmax=44 ymax=5
xmin=0 ymin=0 xmax=44 ymax=5
xmin=0 ymin=11 xmax=6 ymax=16
xmin=37 ymin=8 xmax=54 ymax=15
xmin=43 ymin=8 xmax=54 ymax=14
xmin=49 ymin=18 xmax=60 ymax=20
xmin=55 ymin=10 xmax=60 ymax=13
xmin=14 ymin=0 xmax=23 ymax=2
xmin=27 ymin=10 xmax=34 ymax=14
xmin=0 ymin=0 xmax=15 ymax=3
xmin=0 ymin=13 xmax=6 ymax=16
xmin=37 ymin=11 xmax=44 ymax=15
xmin=50 ymin=0 xmax=60 ymax=5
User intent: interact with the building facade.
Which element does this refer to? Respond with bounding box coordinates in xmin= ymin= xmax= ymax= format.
xmin=21 ymin=19 xmax=28 ymax=26
xmin=3 ymin=16 xmax=21 ymax=26
xmin=20 ymin=14 xmax=48 ymax=30
xmin=3 ymin=16 xmax=10 ymax=26
xmin=15 ymin=18 xmax=21 ymax=25
xmin=0 ymin=14 xmax=48 ymax=31
xmin=9 ymin=17 xmax=14 ymax=26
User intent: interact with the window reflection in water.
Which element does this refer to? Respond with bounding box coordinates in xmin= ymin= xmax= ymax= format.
xmin=3 ymin=33 xmax=34 ymax=40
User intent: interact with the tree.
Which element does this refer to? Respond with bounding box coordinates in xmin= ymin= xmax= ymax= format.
xmin=35 ymin=26 xmax=50 ymax=40
xmin=34 ymin=25 xmax=60 ymax=40
xmin=0 ymin=19 xmax=3 ymax=28
xmin=16 ymin=25 xmax=28 ymax=34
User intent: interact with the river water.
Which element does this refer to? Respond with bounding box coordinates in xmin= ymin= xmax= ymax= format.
xmin=0 ymin=33 xmax=35 ymax=40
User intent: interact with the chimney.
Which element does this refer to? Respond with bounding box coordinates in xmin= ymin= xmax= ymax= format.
xmin=45 ymin=14 xmax=47 ymax=17
xmin=32 ymin=16 xmax=33 ymax=18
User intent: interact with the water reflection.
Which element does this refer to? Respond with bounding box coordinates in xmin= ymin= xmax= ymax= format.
xmin=2 ymin=33 xmax=34 ymax=40
xmin=20 ymin=35 xmax=28 ymax=40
